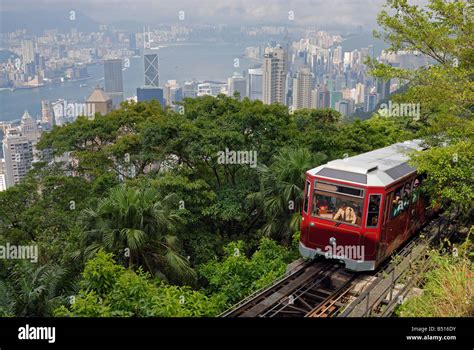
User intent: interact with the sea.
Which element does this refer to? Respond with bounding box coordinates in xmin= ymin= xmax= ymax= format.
xmin=0 ymin=42 xmax=262 ymax=122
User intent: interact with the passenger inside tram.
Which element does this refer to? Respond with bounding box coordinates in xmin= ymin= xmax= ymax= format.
xmin=313 ymin=192 xmax=363 ymax=226
xmin=333 ymin=202 xmax=357 ymax=224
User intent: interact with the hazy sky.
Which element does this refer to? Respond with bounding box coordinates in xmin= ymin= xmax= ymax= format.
xmin=2 ymin=0 xmax=390 ymax=30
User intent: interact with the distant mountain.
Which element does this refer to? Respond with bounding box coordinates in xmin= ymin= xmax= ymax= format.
xmin=0 ymin=9 xmax=99 ymax=34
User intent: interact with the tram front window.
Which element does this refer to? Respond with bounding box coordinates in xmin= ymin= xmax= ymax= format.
xmin=312 ymin=192 xmax=364 ymax=227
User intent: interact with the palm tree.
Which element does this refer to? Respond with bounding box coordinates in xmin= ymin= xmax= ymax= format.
xmin=6 ymin=262 xmax=70 ymax=317
xmin=248 ymin=147 xmax=326 ymax=244
xmin=82 ymin=186 xmax=195 ymax=283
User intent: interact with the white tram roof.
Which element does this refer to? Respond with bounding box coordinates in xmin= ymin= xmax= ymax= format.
xmin=307 ymin=140 xmax=426 ymax=187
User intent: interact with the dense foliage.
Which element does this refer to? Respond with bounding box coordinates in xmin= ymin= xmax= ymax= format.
xmin=0 ymin=0 xmax=471 ymax=317
xmin=0 ymin=96 xmax=413 ymax=316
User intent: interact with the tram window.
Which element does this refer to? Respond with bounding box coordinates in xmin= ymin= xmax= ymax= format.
xmin=391 ymin=181 xmax=412 ymax=218
xmin=315 ymin=182 xmax=364 ymax=198
xmin=303 ymin=181 xmax=310 ymax=214
xmin=312 ymin=190 xmax=364 ymax=227
xmin=390 ymin=185 xmax=404 ymax=219
xmin=367 ymin=194 xmax=381 ymax=228
xmin=411 ymin=176 xmax=423 ymax=204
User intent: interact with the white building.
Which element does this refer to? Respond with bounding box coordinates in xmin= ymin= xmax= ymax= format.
xmin=292 ymin=67 xmax=313 ymax=110
xmin=262 ymin=45 xmax=287 ymax=105
xmin=0 ymin=159 xmax=7 ymax=192
xmin=2 ymin=129 xmax=33 ymax=188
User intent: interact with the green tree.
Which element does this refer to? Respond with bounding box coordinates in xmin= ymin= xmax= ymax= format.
xmin=82 ymin=185 xmax=195 ymax=283
xmin=199 ymin=238 xmax=294 ymax=308
xmin=55 ymin=251 xmax=220 ymax=317
xmin=369 ymin=0 xmax=474 ymax=211
xmin=1 ymin=262 xmax=70 ymax=317
xmin=248 ymin=147 xmax=326 ymax=243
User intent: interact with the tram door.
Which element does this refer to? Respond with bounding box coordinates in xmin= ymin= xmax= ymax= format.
xmin=379 ymin=192 xmax=393 ymax=260
xmin=364 ymin=193 xmax=382 ymax=261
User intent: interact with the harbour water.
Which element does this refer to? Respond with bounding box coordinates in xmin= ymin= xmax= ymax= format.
xmin=0 ymin=42 xmax=261 ymax=121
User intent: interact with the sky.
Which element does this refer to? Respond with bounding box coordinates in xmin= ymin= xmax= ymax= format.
xmin=1 ymin=0 xmax=390 ymax=30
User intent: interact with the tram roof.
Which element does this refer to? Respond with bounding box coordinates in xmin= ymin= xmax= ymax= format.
xmin=307 ymin=139 xmax=426 ymax=187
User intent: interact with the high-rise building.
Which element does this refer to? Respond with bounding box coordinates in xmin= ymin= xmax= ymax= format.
xmin=247 ymin=68 xmax=263 ymax=101
xmin=21 ymin=40 xmax=34 ymax=64
xmin=365 ymin=93 xmax=378 ymax=112
xmin=183 ymin=80 xmax=198 ymax=98
xmin=336 ymin=99 xmax=355 ymax=117
xmin=227 ymin=73 xmax=247 ymax=100
xmin=197 ymin=83 xmax=212 ymax=96
xmin=0 ymin=159 xmax=7 ymax=192
xmin=317 ymin=89 xmax=331 ymax=109
xmin=20 ymin=110 xmax=40 ymax=144
xmin=86 ymin=86 xmax=113 ymax=116
xmin=376 ymin=78 xmax=391 ymax=102
xmin=355 ymin=83 xmax=365 ymax=104
xmin=333 ymin=46 xmax=343 ymax=64
xmin=144 ymin=53 xmax=159 ymax=87
xmin=292 ymin=67 xmax=313 ymax=110
xmin=311 ymin=88 xmax=319 ymax=109
xmin=41 ymin=100 xmax=53 ymax=126
xmin=330 ymin=91 xmax=343 ymax=109
xmin=164 ymin=80 xmax=182 ymax=107
xmin=104 ymin=59 xmax=124 ymax=108
xmin=2 ymin=129 xmax=33 ymax=188
xmin=262 ymin=45 xmax=287 ymax=105
xmin=137 ymin=86 xmax=165 ymax=108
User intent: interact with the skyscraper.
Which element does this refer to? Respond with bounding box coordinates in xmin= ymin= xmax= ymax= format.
xmin=262 ymin=45 xmax=287 ymax=105
xmin=21 ymin=40 xmax=34 ymax=64
xmin=183 ymin=80 xmax=198 ymax=98
xmin=20 ymin=110 xmax=40 ymax=144
xmin=137 ymin=86 xmax=165 ymax=108
xmin=376 ymin=78 xmax=391 ymax=102
xmin=0 ymin=159 xmax=7 ymax=192
xmin=317 ymin=89 xmax=331 ymax=109
xmin=292 ymin=67 xmax=313 ymax=110
xmin=365 ymin=93 xmax=378 ymax=112
xmin=2 ymin=129 xmax=33 ymax=189
xmin=104 ymin=59 xmax=124 ymax=108
xmin=41 ymin=100 xmax=53 ymax=126
xmin=247 ymin=68 xmax=263 ymax=101
xmin=227 ymin=73 xmax=247 ymax=100
xmin=144 ymin=53 xmax=159 ymax=87
xmin=164 ymin=80 xmax=182 ymax=107
xmin=335 ymin=99 xmax=355 ymax=117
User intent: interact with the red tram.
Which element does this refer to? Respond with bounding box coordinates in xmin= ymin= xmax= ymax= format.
xmin=299 ymin=140 xmax=428 ymax=271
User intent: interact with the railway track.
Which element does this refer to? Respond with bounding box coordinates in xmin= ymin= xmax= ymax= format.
xmin=221 ymin=210 xmax=461 ymax=318
xmin=221 ymin=260 xmax=357 ymax=317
